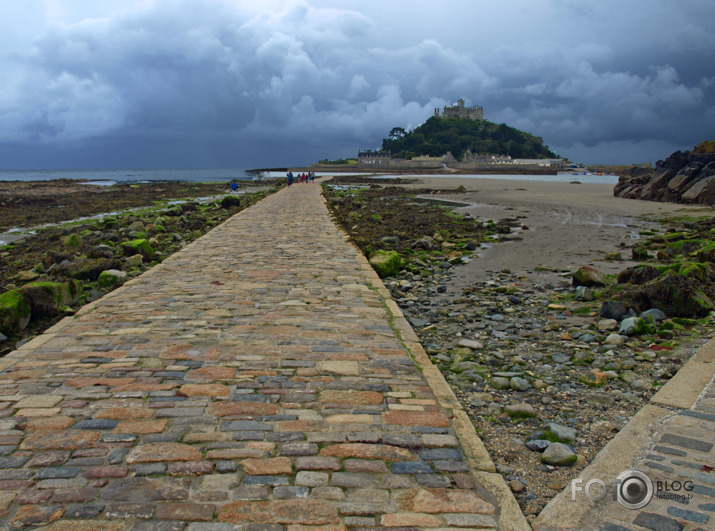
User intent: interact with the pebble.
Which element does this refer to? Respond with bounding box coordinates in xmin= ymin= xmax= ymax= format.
xmin=541 ymin=443 xmax=577 ymax=466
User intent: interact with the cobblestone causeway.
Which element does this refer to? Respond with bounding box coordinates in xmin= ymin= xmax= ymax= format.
xmin=584 ymin=376 xmax=715 ymax=531
xmin=0 ymin=182 xmax=510 ymax=530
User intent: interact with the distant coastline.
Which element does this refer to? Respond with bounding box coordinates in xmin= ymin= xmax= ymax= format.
xmin=250 ymin=164 xmax=560 ymax=175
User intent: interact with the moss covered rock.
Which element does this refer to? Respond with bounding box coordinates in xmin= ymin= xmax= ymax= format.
xmin=20 ymin=280 xmax=81 ymax=317
xmin=620 ymin=272 xmax=713 ymax=318
xmin=572 ymin=266 xmax=606 ymax=287
xmin=63 ymin=233 xmax=81 ymax=248
xmin=121 ymin=239 xmax=155 ymax=260
xmin=53 ymin=258 xmax=121 ymax=281
xmin=369 ymin=250 xmax=402 ymax=278
xmin=98 ymin=269 xmax=128 ymax=289
xmin=0 ymin=290 xmax=31 ymax=335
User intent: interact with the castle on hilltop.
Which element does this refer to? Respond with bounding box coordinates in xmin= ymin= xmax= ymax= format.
xmin=435 ymin=98 xmax=484 ymax=120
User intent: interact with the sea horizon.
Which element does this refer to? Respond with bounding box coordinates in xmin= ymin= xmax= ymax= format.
xmin=0 ymin=167 xmax=621 ymax=185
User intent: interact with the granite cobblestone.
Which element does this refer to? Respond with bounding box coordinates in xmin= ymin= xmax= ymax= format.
xmin=0 ymin=182 xmax=498 ymax=529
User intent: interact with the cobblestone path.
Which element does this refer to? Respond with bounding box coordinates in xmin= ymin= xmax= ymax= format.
xmin=0 ymin=182 xmax=513 ymax=530
xmin=583 ymin=376 xmax=715 ymax=531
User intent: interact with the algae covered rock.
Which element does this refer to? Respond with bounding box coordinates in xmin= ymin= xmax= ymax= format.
xmin=0 ymin=290 xmax=31 ymax=335
xmin=53 ymin=258 xmax=121 ymax=281
xmin=620 ymin=272 xmax=713 ymax=318
xmin=369 ymin=250 xmax=402 ymax=278
xmin=98 ymin=269 xmax=129 ymax=289
xmin=121 ymin=239 xmax=155 ymax=260
xmin=20 ymin=280 xmax=81 ymax=318
xmin=572 ymin=266 xmax=606 ymax=287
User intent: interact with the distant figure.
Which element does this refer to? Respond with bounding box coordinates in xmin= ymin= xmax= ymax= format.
xmin=230 ymin=181 xmax=238 ymax=192
xmin=287 ymin=171 xmax=293 ymax=187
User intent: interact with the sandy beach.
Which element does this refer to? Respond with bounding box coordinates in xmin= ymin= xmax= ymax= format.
xmin=400 ymin=177 xmax=713 ymax=282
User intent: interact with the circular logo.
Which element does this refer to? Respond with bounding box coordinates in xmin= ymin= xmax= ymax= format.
xmin=616 ymin=469 xmax=654 ymax=509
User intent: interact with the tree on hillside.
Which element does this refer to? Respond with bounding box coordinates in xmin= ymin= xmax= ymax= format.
xmin=388 ymin=127 xmax=407 ymax=140
xmin=381 ymin=116 xmax=558 ymax=160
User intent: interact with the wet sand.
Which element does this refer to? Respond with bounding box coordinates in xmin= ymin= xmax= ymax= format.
xmin=400 ymin=177 xmax=712 ymax=283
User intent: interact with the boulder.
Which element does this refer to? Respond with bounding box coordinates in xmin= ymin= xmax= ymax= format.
xmin=98 ymin=269 xmax=129 ymax=289
xmin=619 ymin=272 xmax=713 ymax=318
xmin=614 ymin=143 xmax=715 ymax=205
xmin=381 ymin=236 xmax=400 ymax=247
xmin=369 ymin=250 xmax=402 ymax=278
xmin=0 ymin=290 xmax=31 ymax=335
xmin=121 ymin=239 xmax=155 ymax=260
xmin=411 ymin=236 xmax=434 ymax=250
xmin=20 ymin=281 xmax=81 ymax=318
xmin=572 ymin=266 xmax=605 ymax=287
xmin=600 ymin=300 xmax=628 ymax=321
xmin=52 ymin=258 xmax=121 ymax=281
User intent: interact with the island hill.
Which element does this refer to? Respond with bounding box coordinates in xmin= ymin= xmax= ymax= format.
xmin=315 ymin=99 xmax=565 ymax=174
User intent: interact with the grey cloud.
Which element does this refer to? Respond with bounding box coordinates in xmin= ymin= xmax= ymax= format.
xmin=0 ymin=0 xmax=713 ymax=168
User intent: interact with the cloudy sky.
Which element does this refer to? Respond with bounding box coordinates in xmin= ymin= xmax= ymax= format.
xmin=0 ymin=0 xmax=713 ymax=169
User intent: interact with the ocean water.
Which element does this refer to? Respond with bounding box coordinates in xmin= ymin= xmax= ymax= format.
xmin=0 ymin=168 xmax=620 ymax=185
xmin=0 ymin=168 xmax=259 ymax=185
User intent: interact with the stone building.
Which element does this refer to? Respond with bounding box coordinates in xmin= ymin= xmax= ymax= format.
xmin=357 ymin=150 xmax=391 ymax=167
xmin=435 ymin=99 xmax=484 ymax=120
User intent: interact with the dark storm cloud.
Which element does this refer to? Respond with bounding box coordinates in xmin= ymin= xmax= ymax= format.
xmin=0 ymin=0 xmax=713 ymax=167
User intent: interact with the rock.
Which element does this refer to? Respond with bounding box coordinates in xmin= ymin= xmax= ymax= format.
xmin=127 ymin=221 xmax=145 ymax=232
xmin=541 ymin=442 xmax=577 ymax=466
xmin=369 ymin=250 xmax=402 ymax=278
xmin=630 ymin=379 xmax=651 ymax=391
xmin=504 ymin=403 xmax=537 ymax=418
xmin=510 ymin=377 xmax=531 ymax=391
xmin=572 ymin=266 xmax=606 ymax=287
xmin=604 ymin=333 xmax=626 ymax=346
xmin=544 ymin=423 xmax=576 ymax=443
xmin=98 ymin=269 xmax=129 ymax=289
xmin=220 ymin=195 xmax=241 ymax=208
xmin=20 ymin=280 xmax=82 ymax=318
xmin=613 ymin=144 xmax=715 ymax=205
xmin=381 ymin=236 xmax=400 ymax=247
xmin=491 ymin=377 xmax=511 ymax=390
xmin=17 ymin=270 xmax=40 ymax=282
xmin=126 ymin=254 xmax=143 ymax=268
xmin=574 ymin=286 xmax=594 ymax=301
xmin=53 ymin=258 xmax=121 ymax=281
xmin=551 ymin=353 xmax=570 ymax=364
xmin=122 ymin=238 xmax=155 ymax=260
xmin=597 ymin=319 xmax=619 ymax=331
xmin=457 ymin=339 xmax=484 ymax=350
xmin=88 ymin=244 xmax=115 ymax=259
xmin=525 ymin=439 xmax=550 ymax=452
xmin=640 ymin=308 xmax=667 ymax=324
xmin=600 ymin=300 xmax=628 ymax=320
xmin=0 ymin=289 xmax=32 ymax=335
xmin=412 ymin=236 xmax=434 ymax=250
xmin=620 ymin=272 xmax=713 ymax=318
xmin=619 ymin=316 xmax=644 ymax=336
xmin=617 ymin=265 xmax=660 ymax=285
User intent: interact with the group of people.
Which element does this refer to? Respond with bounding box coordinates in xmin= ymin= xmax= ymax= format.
xmin=286 ymin=171 xmax=315 ymax=187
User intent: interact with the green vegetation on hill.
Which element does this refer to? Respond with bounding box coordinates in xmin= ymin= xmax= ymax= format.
xmin=381 ymin=116 xmax=559 ymax=160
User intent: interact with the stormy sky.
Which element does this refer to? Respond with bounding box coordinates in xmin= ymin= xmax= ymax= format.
xmin=0 ymin=0 xmax=713 ymax=169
